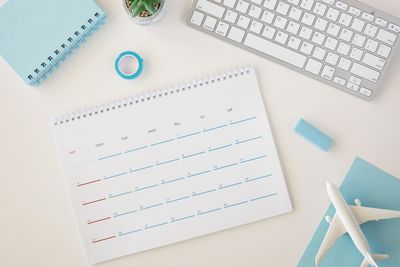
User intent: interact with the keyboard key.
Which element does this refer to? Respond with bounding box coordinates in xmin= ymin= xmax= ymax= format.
xmin=377 ymin=44 xmax=391 ymax=58
xmin=288 ymin=36 xmax=302 ymax=49
xmin=351 ymin=63 xmax=380 ymax=82
xmin=388 ymin=23 xmax=400 ymax=33
xmin=262 ymin=25 xmax=276 ymax=39
xmin=326 ymin=8 xmax=340 ymax=21
xmin=287 ymin=21 xmax=301 ymax=35
xmin=275 ymin=31 xmax=289 ymax=44
xmin=223 ymin=0 xmax=236 ymax=8
xmin=321 ymin=0 xmax=334 ymax=5
xmin=313 ymin=47 xmax=326 ymax=60
xmin=375 ymin=18 xmax=388 ymax=27
xmin=349 ymin=75 xmax=362 ymax=85
xmin=249 ymin=20 xmax=263 ymax=33
xmin=302 ymin=12 xmax=315 ymax=26
xmin=237 ymin=15 xmax=251 ymax=28
xmin=335 ymin=1 xmax=348 ymax=11
xmin=249 ymin=5 xmax=262 ymax=18
xmin=300 ymin=41 xmax=314 ymax=55
xmin=365 ymin=39 xmax=378 ymax=53
xmin=359 ymin=87 xmax=372 ymax=97
xmin=261 ymin=10 xmax=275 ymax=24
xmin=325 ymin=52 xmax=339 ymax=65
xmin=216 ymin=21 xmax=230 ymax=36
xmin=327 ymin=23 xmax=340 ymax=36
xmin=346 ymin=81 xmax=359 ymax=91
xmin=203 ymin=16 xmax=217 ymax=31
xmin=313 ymin=3 xmax=327 ymax=16
xmin=190 ymin=11 xmax=205 ymax=26
xmin=361 ymin=12 xmax=374 ymax=22
xmin=376 ymin=29 xmax=397 ymax=45
xmin=276 ymin=2 xmax=290 ymax=15
xmin=339 ymin=28 xmax=353 ymax=42
xmin=351 ymin=18 xmax=365 ymax=32
xmin=364 ymin=24 xmax=378 ymax=38
xmin=244 ymin=33 xmax=307 ymax=68
xmin=314 ymin=18 xmax=328 ymax=31
xmin=289 ymin=7 xmax=303 ymax=21
xmin=251 ymin=0 xmax=262 ymax=4
xmin=325 ymin=36 xmax=338 ymax=50
xmin=288 ymin=0 xmax=300 ymax=5
xmin=228 ymin=26 xmax=245 ymax=42
xmin=236 ymin=0 xmax=250 ymax=13
xmin=348 ymin=6 xmax=361 ymax=16
xmin=352 ymin=33 xmax=366 ymax=47
xmin=274 ymin=16 xmax=288 ymax=29
xmin=350 ymin=47 xmax=363 ymax=61
xmin=338 ymin=57 xmax=352 ymax=70
xmin=338 ymin=13 xmax=352 ymax=27
xmin=312 ymin=32 xmax=326 ymax=45
xmin=264 ymin=0 xmax=277 ymax=10
xmin=362 ymin=53 xmax=385 ymax=70
xmin=224 ymin=10 xmax=238 ymax=23
xmin=305 ymin=58 xmax=323 ymax=74
xmin=300 ymin=0 xmax=315 ymax=11
xmin=333 ymin=76 xmax=346 ymax=86
xmin=337 ymin=42 xmax=351 ymax=55
xmin=299 ymin=26 xmax=313 ymax=39
xmin=321 ymin=65 xmax=335 ymax=80
xmin=196 ymin=0 xmax=225 ymax=18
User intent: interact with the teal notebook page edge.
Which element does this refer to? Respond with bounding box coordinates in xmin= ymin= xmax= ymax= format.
xmin=0 ymin=0 xmax=106 ymax=85
xmin=297 ymin=157 xmax=400 ymax=267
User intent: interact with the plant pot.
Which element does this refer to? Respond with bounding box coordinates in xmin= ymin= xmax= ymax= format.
xmin=122 ymin=0 xmax=166 ymax=26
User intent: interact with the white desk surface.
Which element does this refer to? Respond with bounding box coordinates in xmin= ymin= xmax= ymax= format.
xmin=1 ymin=0 xmax=400 ymax=266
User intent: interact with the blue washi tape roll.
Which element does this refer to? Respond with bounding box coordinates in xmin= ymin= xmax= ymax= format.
xmin=114 ymin=51 xmax=143 ymax=80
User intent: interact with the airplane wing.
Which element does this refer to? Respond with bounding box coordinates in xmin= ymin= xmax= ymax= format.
xmin=350 ymin=205 xmax=400 ymax=225
xmin=315 ymin=213 xmax=347 ymax=266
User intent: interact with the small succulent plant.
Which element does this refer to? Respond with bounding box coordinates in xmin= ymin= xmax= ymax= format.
xmin=127 ymin=0 xmax=162 ymax=18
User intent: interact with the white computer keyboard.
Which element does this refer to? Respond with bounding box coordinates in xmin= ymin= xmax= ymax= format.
xmin=187 ymin=0 xmax=400 ymax=100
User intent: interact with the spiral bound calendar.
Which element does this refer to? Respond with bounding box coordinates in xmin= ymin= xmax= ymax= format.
xmin=51 ymin=66 xmax=292 ymax=264
xmin=0 ymin=0 xmax=106 ymax=86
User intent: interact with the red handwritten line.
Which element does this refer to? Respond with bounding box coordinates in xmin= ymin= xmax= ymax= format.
xmin=92 ymin=235 xmax=116 ymax=243
xmin=87 ymin=216 xmax=111 ymax=225
xmin=77 ymin=179 xmax=101 ymax=187
xmin=82 ymin=198 xmax=106 ymax=206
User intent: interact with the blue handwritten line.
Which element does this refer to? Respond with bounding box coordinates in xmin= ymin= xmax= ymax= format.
xmin=247 ymin=174 xmax=272 ymax=182
xmin=225 ymin=201 xmax=248 ymax=208
xmin=188 ymin=170 xmax=211 ymax=177
xmin=109 ymin=191 xmax=132 ymax=199
xmin=194 ymin=189 xmax=216 ymax=196
xmin=204 ymin=124 xmax=228 ymax=132
xmin=250 ymin=193 xmax=278 ymax=202
xmin=199 ymin=208 xmax=221 ymax=215
xmin=131 ymin=165 xmax=153 ymax=172
xmin=114 ymin=209 xmax=137 ymax=217
xmin=220 ymin=181 xmax=243 ymax=189
xmin=183 ymin=151 xmax=206 ymax=159
xmin=135 ymin=184 xmax=159 ymax=191
xmin=241 ymin=155 xmax=267 ymax=164
xmin=146 ymin=221 xmax=168 ymax=229
xmin=104 ymin=172 xmax=127 ymax=180
xmin=209 ymin=144 xmax=232 ymax=152
xmin=162 ymin=177 xmax=185 ymax=184
xmin=99 ymin=153 xmax=122 ymax=161
xmin=151 ymin=139 xmax=175 ymax=146
xmin=178 ymin=131 xmax=201 ymax=139
xmin=119 ymin=229 xmax=142 ymax=236
xmin=156 ymin=158 xmax=180 ymax=166
xmin=231 ymin=116 xmax=257 ymax=125
xmin=167 ymin=195 xmax=190 ymax=203
xmin=172 ymin=214 xmax=195 ymax=222
xmin=236 ymin=136 xmax=262 ymax=145
xmin=214 ymin=163 xmax=238 ymax=171
xmin=141 ymin=202 xmax=163 ymax=210
xmin=124 ymin=145 xmax=148 ymax=154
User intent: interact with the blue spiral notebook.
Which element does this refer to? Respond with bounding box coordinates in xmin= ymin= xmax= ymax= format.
xmin=0 ymin=0 xmax=107 ymax=86
xmin=297 ymin=157 xmax=400 ymax=267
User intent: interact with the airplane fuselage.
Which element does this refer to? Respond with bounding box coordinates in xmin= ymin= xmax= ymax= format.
xmin=327 ymin=183 xmax=372 ymax=258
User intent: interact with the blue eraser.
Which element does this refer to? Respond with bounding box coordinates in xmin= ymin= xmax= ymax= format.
xmin=294 ymin=119 xmax=334 ymax=151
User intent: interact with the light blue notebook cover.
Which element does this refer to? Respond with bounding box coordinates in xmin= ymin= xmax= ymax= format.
xmin=297 ymin=157 xmax=400 ymax=267
xmin=0 ymin=0 xmax=106 ymax=86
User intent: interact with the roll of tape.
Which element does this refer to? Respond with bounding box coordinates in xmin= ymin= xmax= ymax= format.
xmin=114 ymin=51 xmax=143 ymax=80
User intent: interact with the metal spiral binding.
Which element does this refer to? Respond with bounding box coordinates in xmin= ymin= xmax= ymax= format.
xmin=52 ymin=66 xmax=252 ymax=126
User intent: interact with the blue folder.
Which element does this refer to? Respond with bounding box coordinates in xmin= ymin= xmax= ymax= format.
xmin=0 ymin=0 xmax=107 ymax=86
xmin=297 ymin=157 xmax=400 ymax=267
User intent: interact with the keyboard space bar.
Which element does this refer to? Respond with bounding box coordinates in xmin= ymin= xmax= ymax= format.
xmin=244 ymin=34 xmax=307 ymax=69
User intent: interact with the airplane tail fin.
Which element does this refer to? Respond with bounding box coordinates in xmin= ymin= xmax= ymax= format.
xmin=360 ymin=253 xmax=389 ymax=267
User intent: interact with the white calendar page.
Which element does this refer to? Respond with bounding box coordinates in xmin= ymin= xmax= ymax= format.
xmin=51 ymin=66 xmax=292 ymax=264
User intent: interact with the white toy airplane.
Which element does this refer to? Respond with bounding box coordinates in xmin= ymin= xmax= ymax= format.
xmin=316 ymin=182 xmax=400 ymax=267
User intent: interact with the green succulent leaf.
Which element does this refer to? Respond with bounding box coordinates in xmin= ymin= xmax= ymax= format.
xmin=129 ymin=0 xmax=161 ymax=17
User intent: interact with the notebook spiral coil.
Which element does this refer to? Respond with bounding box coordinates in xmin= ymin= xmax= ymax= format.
xmin=28 ymin=12 xmax=107 ymax=86
xmin=52 ymin=66 xmax=253 ymax=126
